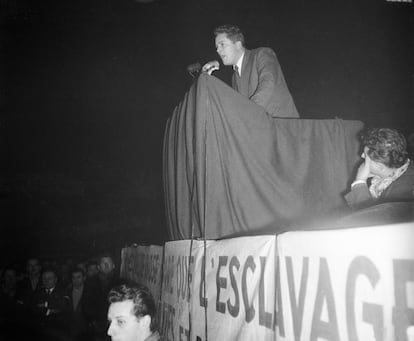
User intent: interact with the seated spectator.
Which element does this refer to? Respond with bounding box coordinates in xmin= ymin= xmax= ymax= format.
xmin=31 ymin=268 xmax=70 ymax=333
xmin=67 ymin=267 xmax=99 ymax=341
xmin=98 ymin=254 xmax=120 ymax=296
xmin=0 ymin=266 xmax=19 ymax=322
xmin=75 ymin=261 xmax=87 ymax=274
xmin=58 ymin=262 xmax=71 ymax=290
xmin=107 ymin=283 xmax=161 ymax=341
xmin=85 ymin=259 xmax=99 ymax=281
xmin=94 ymin=253 xmax=122 ymax=338
xmin=345 ymin=128 xmax=414 ymax=210
xmin=83 ymin=259 xmax=99 ymax=292
xmin=0 ymin=266 xmax=18 ymax=299
xmin=1 ymin=266 xmax=38 ymax=341
xmin=16 ymin=257 xmax=42 ymax=308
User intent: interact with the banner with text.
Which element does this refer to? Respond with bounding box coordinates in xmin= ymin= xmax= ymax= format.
xmin=193 ymin=235 xmax=277 ymax=341
xmin=276 ymin=223 xmax=414 ymax=341
xmin=160 ymin=240 xmax=202 ymax=341
xmin=160 ymin=236 xmax=277 ymax=341
xmin=120 ymin=245 xmax=164 ymax=303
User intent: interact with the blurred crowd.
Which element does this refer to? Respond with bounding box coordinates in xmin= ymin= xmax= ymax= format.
xmin=0 ymin=254 xmax=123 ymax=341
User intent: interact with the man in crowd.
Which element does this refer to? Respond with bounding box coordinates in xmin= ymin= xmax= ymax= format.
xmin=67 ymin=267 xmax=99 ymax=341
xmin=107 ymin=283 xmax=161 ymax=341
xmin=1 ymin=266 xmax=36 ymax=341
xmin=16 ymin=257 xmax=42 ymax=307
xmin=86 ymin=260 xmax=99 ymax=280
xmin=94 ymin=253 xmax=122 ymax=338
xmin=98 ymin=254 xmax=120 ymax=298
xmin=203 ymin=24 xmax=299 ymax=118
xmin=31 ymin=268 xmax=70 ymax=334
xmin=0 ymin=266 xmax=19 ymax=322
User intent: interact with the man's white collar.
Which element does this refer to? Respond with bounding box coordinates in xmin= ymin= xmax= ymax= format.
xmin=234 ymin=51 xmax=245 ymax=76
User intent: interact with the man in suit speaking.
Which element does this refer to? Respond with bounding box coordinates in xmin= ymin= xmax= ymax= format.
xmin=203 ymin=24 xmax=299 ymax=118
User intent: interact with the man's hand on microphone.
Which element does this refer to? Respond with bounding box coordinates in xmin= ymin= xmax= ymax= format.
xmin=202 ymin=61 xmax=220 ymax=75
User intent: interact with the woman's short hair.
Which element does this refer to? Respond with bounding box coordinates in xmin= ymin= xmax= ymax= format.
xmin=108 ymin=284 xmax=157 ymax=332
xmin=214 ymin=24 xmax=245 ymax=46
xmin=362 ymin=128 xmax=408 ymax=168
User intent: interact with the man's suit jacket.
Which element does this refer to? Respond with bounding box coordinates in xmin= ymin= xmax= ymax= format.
xmin=68 ymin=283 xmax=98 ymax=322
xmin=16 ymin=276 xmax=41 ymax=307
xmin=345 ymin=162 xmax=414 ymax=210
xmin=67 ymin=284 xmax=99 ymax=338
xmin=31 ymin=286 xmax=70 ymax=329
xmin=231 ymin=47 xmax=299 ymax=118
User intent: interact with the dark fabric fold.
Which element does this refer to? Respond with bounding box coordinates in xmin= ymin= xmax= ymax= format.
xmin=164 ymin=74 xmax=363 ymax=240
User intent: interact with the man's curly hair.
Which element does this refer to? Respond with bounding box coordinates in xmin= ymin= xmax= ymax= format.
xmin=362 ymin=128 xmax=408 ymax=168
xmin=108 ymin=284 xmax=158 ymax=332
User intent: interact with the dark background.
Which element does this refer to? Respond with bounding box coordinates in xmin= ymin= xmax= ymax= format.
xmin=1 ymin=0 xmax=413 ymax=263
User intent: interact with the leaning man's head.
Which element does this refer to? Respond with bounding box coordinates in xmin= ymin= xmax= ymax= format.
xmin=362 ymin=128 xmax=408 ymax=169
xmin=107 ymin=284 xmax=157 ymax=341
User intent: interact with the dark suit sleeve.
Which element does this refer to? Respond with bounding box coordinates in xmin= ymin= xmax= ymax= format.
xmin=249 ymin=48 xmax=279 ymax=110
xmin=49 ymin=290 xmax=70 ymax=314
xmin=249 ymin=48 xmax=299 ymax=118
xmin=82 ymin=285 xmax=100 ymax=322
xmin=344 ymin=183 xmax=376 ymax=210
xmin=383 ymin=168 xmax=414 ymax=201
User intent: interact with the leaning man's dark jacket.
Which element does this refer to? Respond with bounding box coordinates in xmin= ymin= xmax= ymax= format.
xmin=345 ymin=162 xmax=414 ymax=210
xmin=231 ymin=47 xmax=299 ymax=118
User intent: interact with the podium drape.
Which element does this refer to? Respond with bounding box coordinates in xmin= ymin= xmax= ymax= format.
xmin=163 ymin=74 xmax=363 ymax=240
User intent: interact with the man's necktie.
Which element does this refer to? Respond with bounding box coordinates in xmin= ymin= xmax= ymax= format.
xmin=234 ymin=65 xmax=241 ymax=92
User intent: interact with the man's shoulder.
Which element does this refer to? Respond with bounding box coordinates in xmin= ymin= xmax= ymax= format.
xmin=50 ymin=286 xmax=68 ymax=298
xmin=391 ymin=161 xmax=414 ymax=189
xmin=247 ymin=48 xmax=278 ymax=67
xmin=250 ymin=47 xmax=276 ymax=56
xmin=395 ymin=162 xmax=414 ymax=183
xmin=405 ymin=161 xmax=414 ymax=175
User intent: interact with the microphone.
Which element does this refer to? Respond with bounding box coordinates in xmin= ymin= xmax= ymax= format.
xmin=187 ymin=62 xmax=201 ymax=77
xmin=202 ymin=60 xmax=219 ymax=75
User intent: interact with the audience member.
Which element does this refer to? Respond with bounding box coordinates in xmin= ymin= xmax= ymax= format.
xmin=76 ymin=261 xmax=87 ymax=274
xmin=31 ymin=268 xmax=70 ymax=334
xmin=107 ymin=283 xmax=161 ymax=341
xmin=94 ymin=253 xmax=122 ymax=339
xmin=59 ymin=262 xmax=72 ymax=290
xmin=67 ymin=267 xmax=99 ymax=341
xmin=1 ymin=266 xmax=18 ymax=299
xmin=0 ymin=265 xmax=38 ymax=341
xmin=0 ymin=266 xmax=19 ymax=322
xmin=16 ymin=257 xmax=42 ymax=308
xmin=86 ymin=259 xmax=99 ymax=280
xmin=345 ymin=128 xmax=414 ymax=210
xmin=98 ymin=254 xmax=121 ymax=299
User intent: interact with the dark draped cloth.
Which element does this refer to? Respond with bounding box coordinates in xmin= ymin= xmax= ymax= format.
xmin=163 ymin=74 xmax=363 ymax=240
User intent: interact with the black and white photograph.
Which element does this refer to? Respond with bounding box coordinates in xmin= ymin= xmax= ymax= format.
xmin=1 ymin=0 xmax=413 ymax=340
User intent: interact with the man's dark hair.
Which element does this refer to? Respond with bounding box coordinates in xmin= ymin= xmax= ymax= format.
xmin=26 ymin=257 xmax=41 ymax=266
xmin=1 ymin=265 xmax=17 ymax=279
xmin=108 ymin=284 xmax=158 ymax=332
xmin=71 ymin=266 xmax=85 ymax=277
xmin=362 ymin=128 xmax=408 ymax=168
xmin=87 ymin=259 xmax=98 ymax=267
xmin=41 ymin=267 xmax=58 ymax=277
xmin=214 ymin=24 xmax=245 ymax=46
xmin=98 ymin=253 xmax=114 ymax=261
